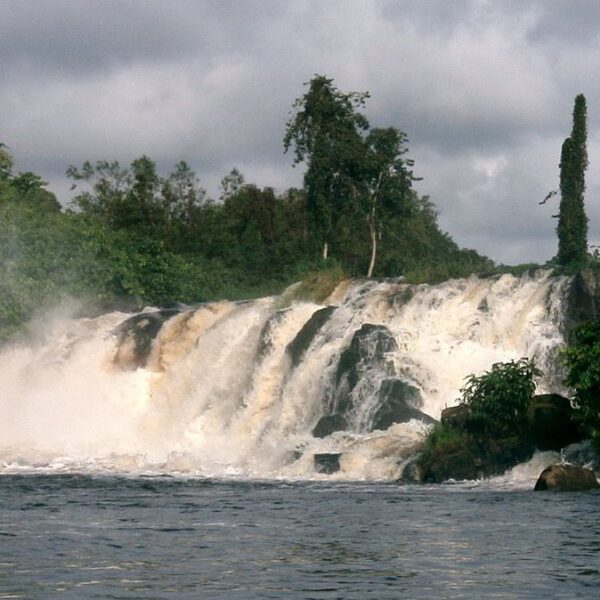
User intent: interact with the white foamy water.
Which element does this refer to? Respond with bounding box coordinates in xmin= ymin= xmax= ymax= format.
xmin=0 ymin=271 xmax=570 ymax=482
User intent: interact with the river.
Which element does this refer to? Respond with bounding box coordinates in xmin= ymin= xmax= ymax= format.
xmin=1 ymin=475 xmax=599 ymax=599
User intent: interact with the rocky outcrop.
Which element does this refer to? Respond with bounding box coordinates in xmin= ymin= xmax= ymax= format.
xmin=440 ymin=404 xmax=471 ymax=430
xmin=312 ymin=414 xmax=348 ymax=438
xmin=534 ymin=463 xmax=599 ymax=491
xmin=399 ymin=456 xmax=424 ymax=483
xmin=314 ymin=453 xmax=341 ymax=474
xmin=257 ymin=308 xmax=291 ymax=357
xmin=527 ymin=394 xmax=583 ymax=451
xmin=314 ymin=324 xmax=433 ymax=437
xmin=371 ymin=379 xmax=435 ymax=431
xmin=333 ymin=324 xmax=398 ymax=415
xmin=113 ymin=309 xmax=180 ymax=369
xmin=417 ymin=403 xmax=536 ymax=483
xmin=419 ymin=433 xmax=534 ymax=483
xmin=286 ymin=306 xmax=336 ymax=367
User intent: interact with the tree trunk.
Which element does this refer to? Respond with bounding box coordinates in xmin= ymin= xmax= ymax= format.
xmin=366 ymin=173 xmax=383 ymax=278
xmin=322 ymin=241 xmax=328 ymax=260
xmin=367 ymin=221 xmax=377 ymax=278
xmin=367 ymin=208 xmax=377 ymax=278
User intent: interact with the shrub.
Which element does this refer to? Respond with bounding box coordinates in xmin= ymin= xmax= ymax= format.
xmin=562 ymin=320 xmax=600 ymax=452
xmin=459 ymin=358 xmax=540 ymax=436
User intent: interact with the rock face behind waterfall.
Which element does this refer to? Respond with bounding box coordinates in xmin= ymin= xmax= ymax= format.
xmin=113 ymin=309 xmax=181 ymax=369
xmin=313 ymin=323 xmax=434 ymax=438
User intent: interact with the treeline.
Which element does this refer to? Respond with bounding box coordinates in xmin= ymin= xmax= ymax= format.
xmin=0 ymin=77 xmax=492 ymax=342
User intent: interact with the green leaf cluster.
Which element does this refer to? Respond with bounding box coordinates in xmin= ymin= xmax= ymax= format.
xmin=562 ymin=320 xmax=600 ymax=452
xmin=459 ymin=358 xmax=540 ymax=436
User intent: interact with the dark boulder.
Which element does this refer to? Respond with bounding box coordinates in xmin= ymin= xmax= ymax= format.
xmin=388 ymin=286 xmax=415 ymax=311
xmin=527 ymin=394 xmax=583 ymax=451
xmin=257 ymin=308 xmax=291 ymax=357
xmin=314 ymin=453 xmax=341 ymax=474
xmin=333 ymin=324 xmax=397 ymax=415
xmin=312 ymin=414 xmax=348 ymax=438
xmin=441 ymin=404 xmax=471 ymax=430
xmin=371 ymin=379 xmax=435 ymax=431
xmin=286 ymin=306 xmax=336 ymax=368
xmin=420 ymin=433 xmax=535 ymax=483
xmin=113 ymin=309 xmax=180 ymax=369
xmin=534 ymin=463 xmax=599 ymax=491
xmin=399 ymin=456 xmax=425 ymax=483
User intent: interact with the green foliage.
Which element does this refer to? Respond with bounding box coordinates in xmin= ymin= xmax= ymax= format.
xmin=557 ymin=94 xmax=588 ymax=266
xmin=420 ymin=422 xmax=470 ymax=464
xmin=284 ymin=263 xmax=347 ymax=304
xmin=1 ymin=79 xmax=498 ymax=344
xmin=284 ymin=75 xmax=370 ymax=258
xmin=459 ymin=358 xmax=540 ymax=436
xmin=417 ymin=360 xmax=540 ymax=482
xmin=562 ymin=320 xmax=600 ymax=452
xmin=284 ymin=76 xmax=424 ymax=276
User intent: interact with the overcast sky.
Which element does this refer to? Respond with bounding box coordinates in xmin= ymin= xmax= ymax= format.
xmin=1 ymin=0 xmax=599 ymax=264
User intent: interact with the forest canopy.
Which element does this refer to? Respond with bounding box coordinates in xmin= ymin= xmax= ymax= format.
xmin=0 ymin=76 xmax=493 ymax=342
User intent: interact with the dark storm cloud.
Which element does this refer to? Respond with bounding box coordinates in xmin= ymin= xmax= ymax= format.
xmin=1 ymin=0 xmax=600 ymax=264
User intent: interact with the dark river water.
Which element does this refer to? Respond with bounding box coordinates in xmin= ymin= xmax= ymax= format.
xmin=1 ymin=475 xmax=599 ymax=599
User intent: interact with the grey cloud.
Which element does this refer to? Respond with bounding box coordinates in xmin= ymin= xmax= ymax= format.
xmin=2 ymin=0 xmax=600 ymax=265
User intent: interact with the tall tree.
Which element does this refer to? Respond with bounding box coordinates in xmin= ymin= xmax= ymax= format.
xmin=557 ymin=94 xmax=588 ymax=265
xmin=284 ymin=75 xmax=369 ymax=260
xmin=361 ymin=127 xmax=415 ymax=277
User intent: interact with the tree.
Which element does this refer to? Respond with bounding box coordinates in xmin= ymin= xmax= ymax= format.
xmin=284 ymin=75 xmax=369 ymax=260
xmin=0 ymin=143 xmax=14 ymax=180
xmin=556 ymin=94 xmax=588 ymax=265
xmin=361 ymin=127 xmax=415 ymax=277
xmin=219 ymin=167 xmax=245 ymax=201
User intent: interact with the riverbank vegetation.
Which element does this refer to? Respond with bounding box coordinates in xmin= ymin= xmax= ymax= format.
xmin=0 ymin=76 xmax=493 ymax=343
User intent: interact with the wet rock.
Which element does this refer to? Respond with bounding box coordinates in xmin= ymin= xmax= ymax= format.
xmin=389 ymin=286 xmax=415 ymax=310
xmin=114 ymin=309 xmax=180 ymax=369
xmin=333 ymin=324 xmax=397 ymax=415
xmin=441 ymin=404 xmax=471 ymax=430
xmin=286 ymin=306 xmax=336 ymax=367
xmin=314 ymin=453 xmax=341 ymax=474
xmin=561 ymin=440 xmax=599 ymax=470
xmin=398 ymin=456 xmax=424 ymax=483
xmin=257 ymin=308 xmax=291 ymax=357
xmin=312 ymin=414 xmax=348 ymax=438
xmin=527 ymin=394 xmax=583 ymax=451
xmin=371 ymin=379 xmax=435 ymax=431
xmin=534 ymin=463 xmax=599 ymax=491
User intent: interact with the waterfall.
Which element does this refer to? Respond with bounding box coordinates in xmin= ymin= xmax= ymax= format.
xmin=0 ymin=270 xmax=570 ymax=480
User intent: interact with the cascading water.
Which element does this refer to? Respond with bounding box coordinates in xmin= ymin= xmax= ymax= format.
xmin=0 ymin=270 xmax=571 ymax=480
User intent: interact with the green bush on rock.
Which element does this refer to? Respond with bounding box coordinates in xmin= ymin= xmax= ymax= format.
xmin=416 ymin=358 xmax=540 ymax=482
xmin=460 ymin=358 xmax=540 ymax=437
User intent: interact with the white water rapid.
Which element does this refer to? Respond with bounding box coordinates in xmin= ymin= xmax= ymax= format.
xmin=0 ymin=271 xmax=570 ymax=481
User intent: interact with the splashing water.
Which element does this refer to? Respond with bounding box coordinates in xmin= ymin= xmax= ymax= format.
xmin=0 ymin=271 xmax=570 ymax=481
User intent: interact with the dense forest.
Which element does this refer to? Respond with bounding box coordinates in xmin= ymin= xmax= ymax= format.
xmin=0 ymin=77 xmax=501 ymax=342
